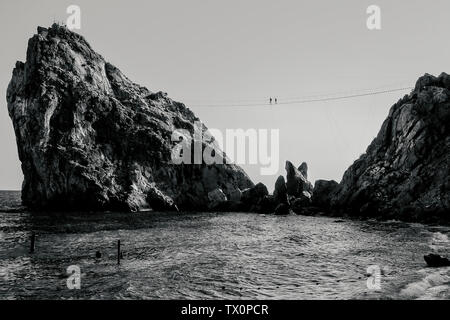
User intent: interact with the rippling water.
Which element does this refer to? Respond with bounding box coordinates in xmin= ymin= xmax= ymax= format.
xmin=0 ymin=190 xmax=449 ymax=300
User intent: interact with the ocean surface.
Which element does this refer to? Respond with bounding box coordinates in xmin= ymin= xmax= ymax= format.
xmin=0 ymin=190 xmax=449 ymax=300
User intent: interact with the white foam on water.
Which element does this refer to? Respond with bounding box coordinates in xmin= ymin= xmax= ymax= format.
xmin=400 ymin=268 xmax=450 ymax=300
xmin=400 ymin=231 xmax=450 ymax=300
xmin=428 ymin=232 xmax=449 ymax=251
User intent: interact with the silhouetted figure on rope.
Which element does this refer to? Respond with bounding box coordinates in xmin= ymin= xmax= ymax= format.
xmin=270 ymin=97 xmax=273 ymax=104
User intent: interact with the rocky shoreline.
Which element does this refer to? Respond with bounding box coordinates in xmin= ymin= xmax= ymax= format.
xmin=7 ymin=24 xmax=450 ymax=224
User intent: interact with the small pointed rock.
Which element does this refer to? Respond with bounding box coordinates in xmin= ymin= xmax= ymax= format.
xmin=274 ymin=175 xmax=288 ymax=204
xmin=298 ymin=162 xmax=308 ymax=180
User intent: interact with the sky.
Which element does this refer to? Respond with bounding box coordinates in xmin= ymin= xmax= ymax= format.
xmin=1 ymin=0 xmax=450 ymax=191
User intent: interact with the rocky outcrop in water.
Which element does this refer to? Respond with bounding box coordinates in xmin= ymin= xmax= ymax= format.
xmin=290 ymin=192 xmax=313 ymax=215
xmin=424 ymin=254 xmax=450 ymax=268
xmin=7 ymin=24 xmax=253 ymax=212
xmin=206 ymin=160 xmax=317 ymax=215
xmin=252 ymin=161 xmax=317 ymax=215
xmin=273 ymin=175 xmax=288 ymax=204
xmin=285 ymin=161 xmax=313 ymax=200
xmin=326 ymin=73 xmax=450 ymax=222
xmin=208 ymin=189 xmax=228 ymax=210
xmin=240 ymin=182 xmax=270 ymax=211
xmin=274 ymin=203 xmax=290 ymax=215
xmin=311 ymin=180 xmax=339 ymax=210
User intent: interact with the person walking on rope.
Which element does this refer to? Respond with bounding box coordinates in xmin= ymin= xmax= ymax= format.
xmin=270 ymin=97 xmax=273 ymax=104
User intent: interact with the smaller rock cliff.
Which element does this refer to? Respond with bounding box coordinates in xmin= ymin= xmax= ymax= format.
xmin=329 ymin=73 xmax=450 ymax=222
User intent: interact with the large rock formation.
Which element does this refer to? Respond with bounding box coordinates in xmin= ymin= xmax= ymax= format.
xmin=331 ymin=73 xmax=450 ymax=221
xmin=7 ymin=24 xmax=253 ymax=212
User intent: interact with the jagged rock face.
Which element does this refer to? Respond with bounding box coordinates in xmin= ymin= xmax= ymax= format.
xmin=258 ymin=195 xmax=277 ymax=214
xmin=298 ymin=162 xmax=308 ymax=180
xmin=312 ymin=180 xmax=339 ymax=209
xmin=207 ymin=189 xmax=227 ymax=210
xmin=7 ymin=25 xmax=253 ymax=212
xmin=273 ymin=175 xmax=288 ymax=204
xmin=333 ymin=73 xmax=450 ymax=220
xmin=290 ymin=192 xmax=312 ymax=215
xmin=241 ymin=183 xmax=269 ymax=206
xmin=285 ymin=161 xmax=313 ymax=198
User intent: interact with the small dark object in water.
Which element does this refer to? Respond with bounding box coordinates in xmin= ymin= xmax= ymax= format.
xmin=30 ymin=232 xmax=36 ymax=254
xmin=117 ymin=240 xmax=121 ymax=265
xmin=424 ymin=254 xmax=450 ymax=267
xmin=95 ymin=251 xmax=102 ymax=259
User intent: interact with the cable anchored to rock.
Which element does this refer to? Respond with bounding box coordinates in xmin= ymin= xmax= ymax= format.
xmin=188 ymin=86 xmax=414 ymax=108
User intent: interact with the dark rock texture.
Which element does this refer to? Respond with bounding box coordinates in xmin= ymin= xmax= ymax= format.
xmin=241 ymin=182 xmax=269 ymax=211
xmin=258 ymin=195 xmax=278 ymax=214
xmin=332 ymin=73 xmax=450 ymax=221
xmin=264 ymin=161 xmax=316 ymax=216
xmin=208 ymin=189 xmax=228 ymax=210
xmin=274 ymin=203 xmax=290 ymax=215
xmin=273 ymin=175 xmax=288 ymax=204
xmin=7 ymin=24 xmax=253 ymax=212
xmin=298 ymin=162 xmax=308 ymax=180
xmin=312 ymin=180 xmax=339 ymax=209
xmin=290 ymin=192 xmax=312 ymax=215
xmin=285 ymin=161 xmax=313 ymax=199
xmin=424 ymin=254 xmax=450 ymax=268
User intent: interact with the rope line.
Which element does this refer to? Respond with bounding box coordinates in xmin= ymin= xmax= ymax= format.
xmin=188 ymin=86 xmax=413 ymax=108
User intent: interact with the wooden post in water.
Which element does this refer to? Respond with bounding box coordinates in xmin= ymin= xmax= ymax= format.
xmin=117 ymin=240 xmax=121 ymax=265
xmin=30 ymin=232 xmax=35 ymax=253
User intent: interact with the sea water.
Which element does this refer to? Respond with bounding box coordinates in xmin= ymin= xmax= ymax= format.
xmin=0 ymin=191 xmax=448 ymax=300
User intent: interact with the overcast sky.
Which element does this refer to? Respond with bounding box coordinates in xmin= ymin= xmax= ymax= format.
xmin=1 ymin=0 xmax=450 ymax=191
